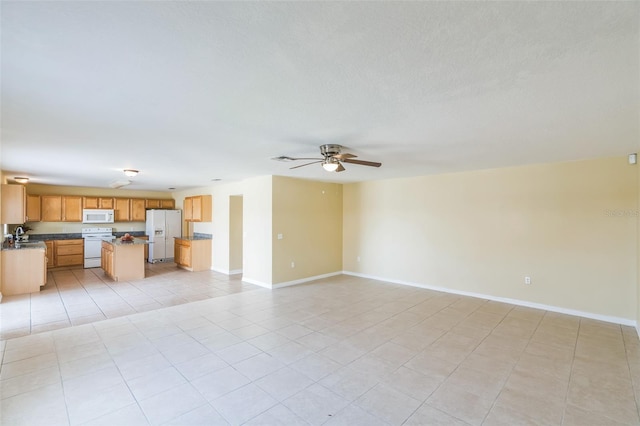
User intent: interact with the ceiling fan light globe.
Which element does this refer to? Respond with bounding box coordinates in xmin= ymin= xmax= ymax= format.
xmin=322 ymin=162 xmax=339 ymax=172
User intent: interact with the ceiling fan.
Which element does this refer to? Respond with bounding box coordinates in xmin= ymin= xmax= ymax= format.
xmin=272 ymin=144 xmax=382 ymax=172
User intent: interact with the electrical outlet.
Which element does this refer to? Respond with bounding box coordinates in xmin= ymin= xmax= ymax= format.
xmin=277 ymin=234 xmax=283 ymax=240
xmin=291 ymin=261 xmax=295 ymax=268
xmin=525 ymin=276 xmax=531 ymax=285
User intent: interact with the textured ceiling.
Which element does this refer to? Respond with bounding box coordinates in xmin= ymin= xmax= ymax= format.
xmin=1 ymin=1 xmax=638 ymax=190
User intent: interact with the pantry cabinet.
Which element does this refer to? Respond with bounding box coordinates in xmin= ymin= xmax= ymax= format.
xmin=1 ymin=184 xmax=26 ymax=224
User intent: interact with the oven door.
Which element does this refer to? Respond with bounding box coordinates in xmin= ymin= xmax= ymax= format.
xmin=83 ymin=236 xmax=106 ymax=268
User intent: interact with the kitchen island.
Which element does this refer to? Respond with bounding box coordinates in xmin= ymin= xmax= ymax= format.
xmin=1 ymin=241 xmax=47 ymax=295
xmin=101 ymin=238 xmax=148 ymax=281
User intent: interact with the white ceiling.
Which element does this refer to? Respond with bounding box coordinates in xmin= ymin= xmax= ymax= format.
xmin=1 ymin=1 xmax=638 ymax=191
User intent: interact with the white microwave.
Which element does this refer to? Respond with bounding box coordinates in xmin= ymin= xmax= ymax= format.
xmin=82 ymin=209 xmax=114 ymax=224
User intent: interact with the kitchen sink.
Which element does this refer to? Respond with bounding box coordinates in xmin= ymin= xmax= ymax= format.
xmin=15 ymin=241 xmax=45 ymax=248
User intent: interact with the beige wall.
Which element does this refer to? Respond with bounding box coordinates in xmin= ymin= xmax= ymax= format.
xmin=272 ymin=176 xmax=343 ymax=285
xmin=343 ymin=157 xmax=638 ymax=321
xmin=229 ymin=196 xmax=243 ymax=273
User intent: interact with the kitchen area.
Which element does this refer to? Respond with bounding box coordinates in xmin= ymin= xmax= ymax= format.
xmin=0 ymin=183 xmax=213 ymax=298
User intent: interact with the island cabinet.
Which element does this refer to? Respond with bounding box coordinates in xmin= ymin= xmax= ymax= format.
xmin=184 ymin=195 xmax=212 ymax=222
xmin=174 ymin=238 xmax=211 ymax=272
xmin=101 ymin=239 xmax=146 ymax=281
xmin=1 ymin=244 xmax=47 ymax=296
xmin=1 ymin=184 xmax=26 ymax=224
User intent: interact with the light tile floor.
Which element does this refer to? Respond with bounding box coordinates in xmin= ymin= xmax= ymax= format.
xmin=1 ymin=270 xmax=639 ymax=425
xmin=0 ymin=263 xmax=258 ymax=340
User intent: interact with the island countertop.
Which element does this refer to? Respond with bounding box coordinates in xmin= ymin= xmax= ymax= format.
xmin=106 ymin=237 xmax=150 ymax=246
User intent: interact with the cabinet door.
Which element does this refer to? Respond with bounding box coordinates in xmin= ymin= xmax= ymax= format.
xmin=41 ymin=195 xmax=62 ymax=222
xmin=160 ymin=199 xmax=175 ymax=209
xmin=131 ymin=199 xmax=146 ymax=221
xmin=146 ymin=199 xmax=161 ymax=209
xmin=45 ymin=241 xmax=55 ymax=267
xmin=192 ymin=197 xmax=203 ymax=221
xmin=83 ymin=197 xmax=99 ymax=209
xmin=62 ymin=196 xmax=83 ymax=222
xmin=1 ymin=184 xmax=26 ymax=224
xmin=99 ymin=198 xmax=115 ymax=209
xmin=114 ymin=198 xmax=131 ymax=222
xmin=26 ymin=194 xmax=41 ymax=222
xmin=184 ymin=197 xmax=193 ymax=221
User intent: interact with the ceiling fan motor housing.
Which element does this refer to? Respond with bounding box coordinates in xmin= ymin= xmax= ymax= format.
xmin=320 ymin=144 xmax=343 ymax=157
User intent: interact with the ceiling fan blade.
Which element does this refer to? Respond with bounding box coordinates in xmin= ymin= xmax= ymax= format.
xmin=336 ymin=163 xmax=346 ymax=172
xmin=273 ymin=156 xmax=322 ymax=162
xmin=333 ymin=153 xmax=356 ymax=160
xmin=342 ymin=158 xmax=382 ymax=167
xmin=290 ymin=161 xmax=322 ymax=170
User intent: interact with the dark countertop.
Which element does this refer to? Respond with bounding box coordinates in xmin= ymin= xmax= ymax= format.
xmin=175 ymin=234 xmax=212 ymax=241
xmin=28 ymin=233 xmax=83 ymax=241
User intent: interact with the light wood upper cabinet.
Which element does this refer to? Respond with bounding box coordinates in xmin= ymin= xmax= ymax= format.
xmin=184 ymin=197 xmax=193 ymax=221
xmin=131 ymin=199 xmax=146 ymax=221
xmin=145 ymin=199 xmax=174 ymax=209
xmin=1 ymin=184 xmax=26 ymax=224
xmin=114 ymin=198 xmax=131 ymax=222
xmin=41 ymin=195 xmax=63 ymax=222
xmin=26 ymin=194 xmax=41 ymax=222
xmin=160 ymin=199 xmax=175 ymax=209
xmin=145 ymin=199 xmax=161 ymax=209
xmin=62 ymin=196 xmax=82 ymax=222
xmin=83 ymin=196 xmax=115 ymax=209
xmin=41 ymin=195 xmax=82 ymax=222
xmin=184 ymin=195 xmax=212 ymax=222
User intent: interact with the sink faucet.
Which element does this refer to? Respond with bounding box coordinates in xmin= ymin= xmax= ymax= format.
xmin=15 ymin=226 xmax=24 ymax=240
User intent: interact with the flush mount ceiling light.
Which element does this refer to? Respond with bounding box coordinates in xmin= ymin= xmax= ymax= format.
xmin=14 ymin=177 xmax=29 ymax=184
xmin=123 ymin=169 xmax=139 ymax=177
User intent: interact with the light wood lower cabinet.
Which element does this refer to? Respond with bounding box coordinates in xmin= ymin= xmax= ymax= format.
xmin=101 ymin=240 xmax=145 ymax=281
xmin=1 ymin=247 xmax=47 ymax=295
xmin=174 ymin=238 xmax=211 ymax=272
xmin=54 ymin=239 xmax=83 ymax=267
xmin=45 ymin=241 xmax=54 ymax=267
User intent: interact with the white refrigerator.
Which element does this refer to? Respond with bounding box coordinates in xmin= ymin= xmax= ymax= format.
xmin=146 ymin=209 xmax=181 ymax=263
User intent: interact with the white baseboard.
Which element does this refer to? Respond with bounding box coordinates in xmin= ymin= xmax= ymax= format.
xmin=242 ymin=271 xmax=342 ymax=290
xmin=343 ymin=271 xmax=637 ymax=327
xmin=211 ymin=268 xmax=243 ymax=275
xmin=241 ymin=277 xmax=272 ymax=289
